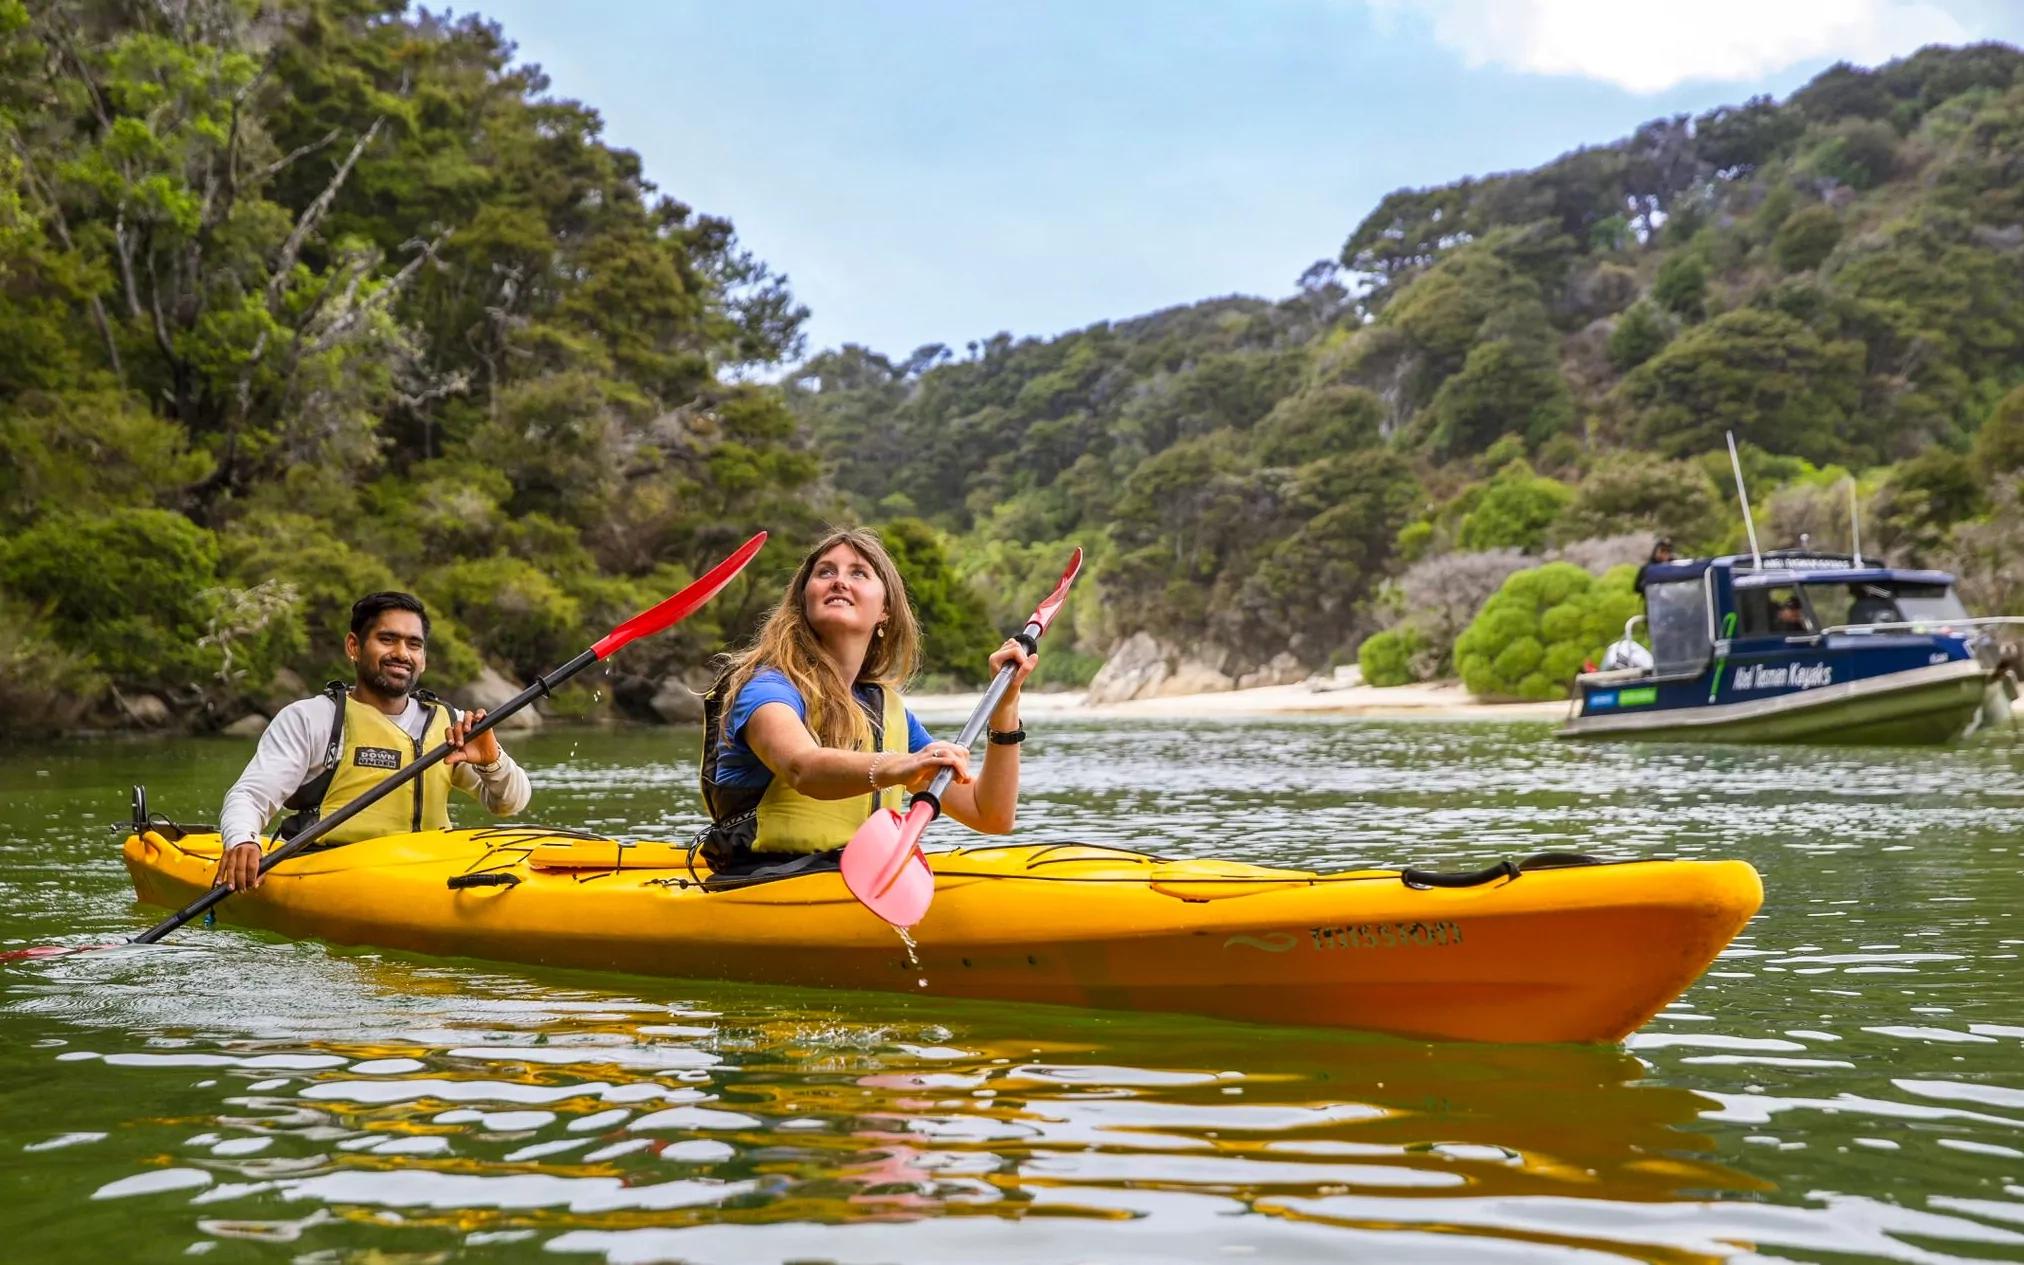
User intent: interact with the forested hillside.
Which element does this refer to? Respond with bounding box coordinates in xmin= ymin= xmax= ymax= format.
xmin=0 ymin=0 xmax=857 ymax=732
xmin=790 ymin=43 xmax=2024 ymax=692
xmin=3 ymin=4 xmax=2021 ymax=732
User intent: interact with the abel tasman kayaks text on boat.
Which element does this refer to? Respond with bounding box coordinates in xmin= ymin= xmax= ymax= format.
xmin=1561 ymin=549 xmax=2023 ymax=744
xmin=124 ymin=822 xmax=1762 ymax=1045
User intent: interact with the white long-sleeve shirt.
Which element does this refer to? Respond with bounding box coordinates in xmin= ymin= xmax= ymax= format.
xmin=220 ymin=694 xmax=532 ymax=846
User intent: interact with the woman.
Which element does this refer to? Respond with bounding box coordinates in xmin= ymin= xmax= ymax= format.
xmin=698 ymin=528 xmax=1035 ymax=874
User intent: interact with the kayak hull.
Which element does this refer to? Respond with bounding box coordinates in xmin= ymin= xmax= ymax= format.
xmin=123 ymin=828 xmax=1761 ymax=1045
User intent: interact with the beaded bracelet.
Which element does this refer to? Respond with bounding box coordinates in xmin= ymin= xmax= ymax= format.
xmin=867 ymin=754 xmax=886 ymax=788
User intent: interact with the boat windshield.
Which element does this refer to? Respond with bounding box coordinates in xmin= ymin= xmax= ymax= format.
xmin=1645 ymin=579 xmax=1711 ymax=672
xmin=1802 ymin=580 xmax=1971 ymax=628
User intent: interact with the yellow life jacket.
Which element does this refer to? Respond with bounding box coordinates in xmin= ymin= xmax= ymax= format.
xmin=713 ymin=683 xmax=907 ymax=856
xmin=282 ymin=686 xmax=453 ymax=845
xmin=696 ymin=680 xmax=910 ymax=858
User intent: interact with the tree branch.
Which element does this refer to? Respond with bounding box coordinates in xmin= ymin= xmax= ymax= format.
xmin=255 ymin=127 xmax=340 ymax=185
xmin=7 ymin=133 xmax=124 ymax=383
xmin=267 ymin=117 xmax=384 ymax=307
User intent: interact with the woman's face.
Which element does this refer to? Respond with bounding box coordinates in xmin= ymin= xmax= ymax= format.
xmin=803 ymin=543 xmax=888 ymax=644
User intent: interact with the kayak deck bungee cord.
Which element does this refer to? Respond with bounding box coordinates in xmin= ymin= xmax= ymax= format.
xmin=124 ymin=823 xmax=1761 ymax=1045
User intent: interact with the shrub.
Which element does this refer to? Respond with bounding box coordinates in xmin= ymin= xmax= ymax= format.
xmin=0 ymin=595 xmax=107 ymax=733
xmin=879 ymin=518 xmax=999 ymax=685
xmin=0 ymin=509 xmax=224 ymax=690
xmin=1774 ymin=205 xmax=1842 ymax=272
xmin=1456 ymin=461 xmax=1574 ymax=551
xmin=1653 ymin=254 xmax=1708 ymax=320
xmin=221 ymin=512 xmax=403 ymax=686
xmin=1357 ymin=625 xmax=1426 ymax=687
xmin=1454 ymin=562 xmax=1642 ymax=700
xmin=425 ymin=555 xmax=584 ymax=681
xmin=1554 ymin=452 xmax=1724 ymax=547
xmin=1606 ymin=301 xmax=1672 ymax=372
xmin=1975 ymin=384 xmax=2024 ymax=475
xmin=1363 ymin=549 xmax=1532 ymax=685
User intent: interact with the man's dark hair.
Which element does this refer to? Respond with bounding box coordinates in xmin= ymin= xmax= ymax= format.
xmin=350 ymin=591 xmax=431 ymax=639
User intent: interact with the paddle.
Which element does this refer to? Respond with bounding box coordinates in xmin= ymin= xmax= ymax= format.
xmin=97 ymin=530 xmax=767 ymax=950
xmin=840 ymin=547 xmax=1084 ymax=927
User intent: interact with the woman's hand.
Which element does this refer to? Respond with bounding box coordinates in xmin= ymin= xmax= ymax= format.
xmin=988 ymin=638 xmax=1037 ymax=729
xmin=883 ymin=741 xmax=973 ymax=793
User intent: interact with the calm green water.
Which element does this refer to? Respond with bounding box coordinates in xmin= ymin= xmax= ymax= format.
xmin=3 ymin=717 xmax=2022 ymax=1263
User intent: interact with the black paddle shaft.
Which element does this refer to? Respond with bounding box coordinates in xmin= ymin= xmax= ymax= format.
xmin=130 ymin=648 xmax=597 ymax=944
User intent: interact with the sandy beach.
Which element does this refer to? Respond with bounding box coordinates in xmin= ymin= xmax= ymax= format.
xmin=907 ymin=679 xmax=1569 ymax=723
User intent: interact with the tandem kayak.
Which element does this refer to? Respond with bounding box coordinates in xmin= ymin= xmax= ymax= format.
xmin=123 ymin=826 xmax=1762 ymax=1045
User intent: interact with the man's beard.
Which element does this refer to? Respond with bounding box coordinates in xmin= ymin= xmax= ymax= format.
xmin=359 ymin=662 xmax=415 ymax=698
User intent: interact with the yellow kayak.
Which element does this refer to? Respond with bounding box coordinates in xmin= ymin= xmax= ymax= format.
xmin=123 ymin=826 xmax=1761 ymax=1044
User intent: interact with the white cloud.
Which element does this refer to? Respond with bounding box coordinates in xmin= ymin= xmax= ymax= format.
xmin=1370 ymin=0 xmax=1973 ymax=93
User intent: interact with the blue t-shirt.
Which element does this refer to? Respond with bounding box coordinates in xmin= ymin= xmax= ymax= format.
xmin=716 ymin=668 xmax=933 ymax=789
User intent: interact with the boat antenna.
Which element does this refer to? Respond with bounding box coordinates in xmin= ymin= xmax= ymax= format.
xmin=1848 ymin=477 xmax=1864 ymax=567
xmin=1725 ymin=431 xmax=1762 ymax=568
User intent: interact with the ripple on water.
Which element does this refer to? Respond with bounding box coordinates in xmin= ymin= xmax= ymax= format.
xmin=4 ymin=719 xmax=2023 ymax=1262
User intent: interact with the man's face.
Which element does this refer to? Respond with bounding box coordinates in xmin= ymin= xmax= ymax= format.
xmin=347 ymin=611 xmax=428 ymax=698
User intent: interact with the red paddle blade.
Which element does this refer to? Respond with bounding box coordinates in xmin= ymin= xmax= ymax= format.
xmin=841 ymin=803 xmax=936 ymax=927
xmin=591 ymin=531 xmax=768 ymax=660
xmin=1027 ymin=546 xmax=1083 ymax=638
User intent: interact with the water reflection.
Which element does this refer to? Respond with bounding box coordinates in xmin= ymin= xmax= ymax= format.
xmin=4 ymin=719 xmax=2022 ymax=1261
xmin=15 ymin=943 xmax=1780 ymax=1260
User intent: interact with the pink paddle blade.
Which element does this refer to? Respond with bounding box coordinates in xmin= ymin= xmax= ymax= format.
xmin=841 ymin=803 xmax=936 ymax=927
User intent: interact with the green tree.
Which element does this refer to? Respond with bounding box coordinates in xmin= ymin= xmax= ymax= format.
xmin=1618 ymin=308 xmax=1865 ymax=463
xmin=1555 ymin=452 xmax=1725 ymax=547
xmin=1422 ymin=340 xmax=1573 ymax=458
xmin=1773 ymin=205 xmax=1843 ymax=272
xmin=1455 ymin=461 xmax=1574 ymax=551
xmin=0 ymin=508 xmax=228 ymax=690
xmin=1653 ymin=254 xmax=1708 ymax=321
xmin=1974 ymin=384 xmax=2024 ymax=474
xmin=1252 ymin=386 xmax=1383 ymax=465
xmin=878 ymin=518 xmax=998 ymax=684
xmin=1606 ymin=301 xmax=1672 ymax=372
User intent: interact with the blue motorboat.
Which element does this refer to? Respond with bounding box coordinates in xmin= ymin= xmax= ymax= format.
xmin=1559 ymin=550 xmax=2022 ymax=744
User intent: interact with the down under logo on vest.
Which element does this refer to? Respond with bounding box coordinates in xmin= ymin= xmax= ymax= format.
xmin=353 ymin=746 xmax=403 ymax=770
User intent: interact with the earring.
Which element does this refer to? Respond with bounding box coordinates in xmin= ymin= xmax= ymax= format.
xmin=874 ymin=623 xmax=885 ymax=639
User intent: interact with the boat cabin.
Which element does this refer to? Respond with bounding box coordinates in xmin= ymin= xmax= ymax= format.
xmin=1563 ymin=550 xmax=2006 ymax=743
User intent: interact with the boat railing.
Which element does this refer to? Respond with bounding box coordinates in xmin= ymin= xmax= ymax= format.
xmin=1816 ymin=615 xmax=2024 ymax=637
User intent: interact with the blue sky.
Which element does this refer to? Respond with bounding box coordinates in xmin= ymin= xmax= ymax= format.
xmin=465 ymin=1 xmax=2024 ymax=362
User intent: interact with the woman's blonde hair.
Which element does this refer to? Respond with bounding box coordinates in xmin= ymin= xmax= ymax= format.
xmin=718 ymin=527 xmax=922 ymax=750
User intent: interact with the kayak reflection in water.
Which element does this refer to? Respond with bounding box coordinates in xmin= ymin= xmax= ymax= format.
xmin=213 ymin=591 xmax=533 ymax=892
xmin=697 ymin=528 xmax=1034 ymax=878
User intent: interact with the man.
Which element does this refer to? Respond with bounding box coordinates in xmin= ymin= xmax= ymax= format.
xmin=215 ymin=592 xmax=531 ymax=891
xmin=1633 ymin=536 xmax=1675 ymax=595
xmin=1774 ymin=595 xmax=1811 ymax=633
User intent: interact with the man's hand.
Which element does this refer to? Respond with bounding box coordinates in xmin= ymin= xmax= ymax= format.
xmin=214 ymin=841 xmax=264 ymax=891
xmin=444 ymin=707 xmax=501 ymax=768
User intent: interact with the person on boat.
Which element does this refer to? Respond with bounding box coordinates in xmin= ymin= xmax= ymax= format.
xmin=213 ymin=592 xmax=532 ymax=891
xmin=697 ymin=527 xmax=1035 ymax=877
xmin=1633 ymin=536 xmax=1675 ymax=594
xmin=1774 ymin=595 xmax=1811 ymax=633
